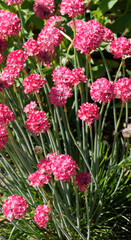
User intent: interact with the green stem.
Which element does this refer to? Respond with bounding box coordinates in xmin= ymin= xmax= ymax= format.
xmin=85 ymin=193 xmax=90 ymax=240
xmin=98 ymin=47 xmax=111 ymax=81
xmin=75 ymin=187 xmax=80 ymax=230
xmin=17 ymin=5 xmax=25 ymax=43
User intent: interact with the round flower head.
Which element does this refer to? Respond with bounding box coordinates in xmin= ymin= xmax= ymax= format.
xmin=28 ymin=170 xmax=51 ymax=187
xmin=37 ymin=48 xmax=55 ymax=68
xmin=52 ymin=154 xmax=78 ymax=181
xmin=23 ymin=73 xmax=47 ymax=94
xmin=60 ymin=0 xmax=85 ymax=17
xmin=23 ymin=39 xmax=40 ymax=56
xmin=110 ymin=37 xmax=131 ymax=59
xmin=0 ymin=104 xmax=15 ymax=126
xmin=114 ymin=78 xmax=131 ymax=102
xmin=52 ymin=66 xmax=71 ymax=86
xmin=37 ymin=152 xmax=58 ymax=174
xmin=0 ymin=66 xmax=19 ymax=91
xmin=122 ymin=128 xmax=131 ymax=138
xmin=23 ymin=101 xmax=38 ymax=114
xmin=5 ymin=0 xmax=24 ymax=5
xmin=0 ymin=54 xmax=3 ymax=64
xmin=49 ymin=84 xmax=73 ymax=107
xmin=73 ymin=172 xmax=92 ymax=191
xmin=77 ymin=102 xmax=100 ymax=126
xmin=0 ymin=34 xmax=7 ymax=52
xmin=34 ymin=205 xmax=50 ymax=228
xmin=69 ymin=19 xmax=87 ymax=33
xmin=44 ymin=16 xmax=63 ymax=30
xmin=74 ymin=20 xmax=104 ymax=55
xmin=33 ymin=0 xmax=55 ymax=20
xmin=70 ymin=68 xmax=88 ymax=86
xmin=0 ymin=125 xmax=8 ymax=149
xmin=38 ymin=26 xmax=63 ymax=51
xmin=2 ymin=195 xmax=28 ymax=221
xmin=0 ymin=10 xmax=21 ymax=37
xmin=103 ymin=28 xmax=114 ymax=42
xmin=25 ymin=110 xmax=49 ymax=135
xmin=6 ymin=50 xmax=27 ymax=72
xmin=90 ymin=78 xmax=115 ymax=103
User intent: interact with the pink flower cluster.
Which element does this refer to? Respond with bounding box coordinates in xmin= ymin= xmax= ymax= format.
xmin=114 ymin=78 xmax=131 ymax=102
xmin=60 ymin=0 xmax=85 ymax=17
xmin=0 ymin=54 xmax=3 ymax=64
xmin=0 ymin=125 xmax=8 ymax=149
xmin=110 ymin=37 xmax=131 ymax=59
xmin=25 ymin=110 xmax=49 ymax=135
xmin=77 ymin=102 xmax=100 ymax=126
xmin=2 ymin=195 xmax=28 ymax=221
xmin=28 ymin=152 xmax=78 ymax=187
xmin=23 ymin=39 xmax=40 ymax=56
xmin=74 ymin=20 xmax=104 ymax=55
xmin=34 ymin=205 xmax=50 ymax=228
xmin=5 ymin=0 xmax=24 ymax=5
xmin=23 ymin=73 xmax=47 ymax=94
xmin=33 ymin=0 xmax=55 ymax=20
xmin=0 ymin=66 xmax=19 ymax=91
xmin=6 ymin=50 xmax=27 ymax=72
xmin=52 ymin=66 xmax=87 ymax=87
xmin=44 ymin=16 xmax=63 ymax=30
xmin=103 ymin=28 xmax=114 ymax=42
xmin=0 ymin=34 xmax=7 ymax=52
xmin=49 ymin=84 xmax=73 ymax=107
xmin=90 ymin=78 xmax=115 ymax=103
xmin=23 ymin=101 xmax=38 ymax=114
xmin=73 ymin=172 xmax=92 ymax=191
xmin=69 ymin=19 xmax=87 ymax=33
xmin=0 ymin=10 xmax=21 ymax=37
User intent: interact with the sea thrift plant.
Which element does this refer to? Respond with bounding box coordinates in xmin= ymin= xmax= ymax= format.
xmin=5 ymin=0 xmax=24 ymax=5
xmin=6 ymin=50 xmax=27 ymax=72
xmin=2 ymin=195 xmax=28 ymax=221
xmin=52 ymin=154 xmax=78 ymax=181
xmin=77 ymin=102 xmax=100 ymax=126
xmin=49 ymin=84 xmax=73 ymax=107
xmin=0 ymin=104 xmax=15 ymax=126
xmin=113 ymin=78 xmax=131 ymax=102
xmin=0 ymin=10 xmax=21 ymax=37
xmin=34 ymin=205 xmax=50 ymax=228
xmin=73 ymin=172 xmax=92 ymax=191
xmin=23 ymin=73 xmax=47 ymax=94
xmin=90 ymin=78 xmax=115 ymax=103
xmin=0 ymin=66 xmax=19 ymax=90
xmin=0 ymin=54 xmax=3 ymax=64
xmin=23 ymin=101 xmax=38 ymax=114
xmin=0 ymin=125 xmax=8 ymax=149
xmin=74 ymin=20 xmax=104 ymax=55
xmin=37 ymin=48 xmax=55 ymax=68
xmin=0 ymin=34 xmax=7 ymax=52
xmin=28 ymin=170 xmax=52 ymax=187
xmin=25 ymin=111 xmax=49 ymax=135
xmin=69 ymin=19 xmax=87 ymax=33
xmin=60 ymin=0 xmax=85 ymax=17
xmin=33 ymin=0 xmax=55 ymax=20
xmin=37 ymin=152 xmax=58 ymax=174
xmin=110 ymin=37 xmax=131 ymax=59
xmin=23 ymin=39 xmax=40 ymax=56
xmin=103 ymin=28 xmax=114 ymax=42
xmin=52 ymin=66 xmax=71 ymax=86
xmin=44 ymin=16 xmax=63 ymax=30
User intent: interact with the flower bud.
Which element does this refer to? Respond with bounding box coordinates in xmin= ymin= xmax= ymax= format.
xmin=33 ymin=146 xmax=43 ymax=155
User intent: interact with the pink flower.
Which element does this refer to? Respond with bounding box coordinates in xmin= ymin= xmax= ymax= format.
xmin=0 ymin=10 xmax=21 ymax=37
xmin=0 ymin=104 xmax=15 ymax=126
xmin=44 ymin=16 xmax=63 ymax=30
xmin=28 ymin=170 xmax=51 ymax=187
xmin=23 ymin=39 xmax=40 ymax=56
xmin=60 ymin=0 xmax=85 ymax=17
xmin=37 ymin=26 xmax=63 ymax=50
xmin=0 ymin=125 xmax=8 ymax=149
xmin=25 ymin=111 xmax=49 ymax=135
xmin=23 ymin=73 xmax=47 ymax=94
xmin=90 ymin=78 xmax=115 ymax=103
xmin=114 ymin=78 xmax=131 ymax=102
xmin=52 ymin=66 xmax=71 ymax=86
xmin=34 ymin=205 xmax=50 ymax=228
xmin=103 ymin=28 xmax=114 ymax=42
xmin=74 ymin=20 xmax=104 ymax=55
xmin=69 ymin=19 xmax=87 ymax=33
xmin=33 ymin=0 xmax=55 ymax=20
xmin=23 ymin=101 xmax=38 ymax=114
xmin=5 ymin=0 xmax=24 ymax=5
xmin=77 ymin=102 xmax=100 ymax=126
xmin=52 ymin=154 xmax=78 ymax=181
xmin=0 ymin=66 xmax=19 ymax=91
xmin=0 ymin=34 xmax=7 ymax=52
xmin=110 ymin=37 xmax=131 ymax=59
xmin=0 ymin=54 xmax=3 ymax=64
xmin=37 ymin=152 xmax=57 ymax=174
xmin=2 ymin=195 xmax=28 ymax=221
xmin=73 ymin=172 xmax=92 ymax=191
xmin=49 ymin=84 xmax=73 ymax=107
xmin=6 ymin=50 xmax=27 ymax=72
xmin=70 ymin=68 xmax=87 ymax=86
xmin=37 ymin=48 xmax=55 ymax=68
